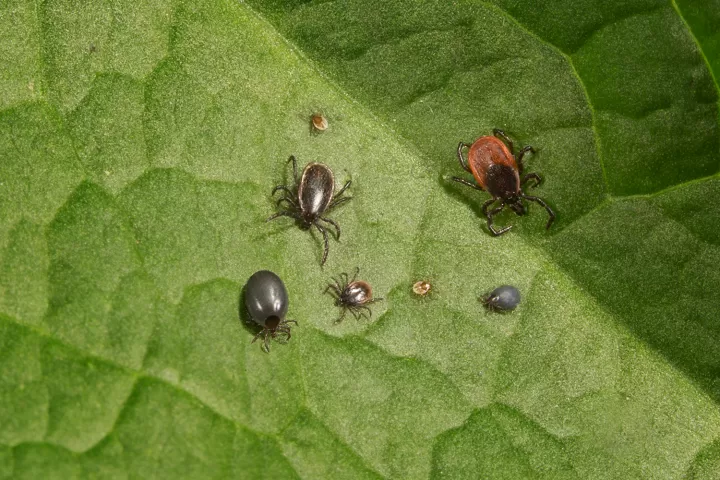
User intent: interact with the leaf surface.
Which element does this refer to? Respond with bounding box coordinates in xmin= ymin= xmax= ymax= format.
xmin=1 ymin=0 xmax=719 ymax=478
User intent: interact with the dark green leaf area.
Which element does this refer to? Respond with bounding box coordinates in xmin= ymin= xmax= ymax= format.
xmin=280 ymin=409 xmax=385 ymax=480
xmin=6 ymin=376 xmax=298 ymax=480
xmin=547 ymin=180 xmax=720 ymax=400
xmin=68 ymin=75 xmax=148 ymax=193
xmin=431 ymin=406 xmax=577 ymax=480
xmin=0 ymin=104 xmax=84 ymax=248
xmin=687 ymin=437 xmax=720 ymax=480
xmin=674 ymin=0 xmax=720 ymax=100
xmin=0 ymin=319 xmax=134 ymax=453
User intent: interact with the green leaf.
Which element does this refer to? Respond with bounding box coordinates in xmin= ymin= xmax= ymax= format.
xmin=1 ymin=0 xmax=719 ymax=478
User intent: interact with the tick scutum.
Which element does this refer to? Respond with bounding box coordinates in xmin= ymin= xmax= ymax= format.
xmin=298 ymin=163 xmax=334 ymax=226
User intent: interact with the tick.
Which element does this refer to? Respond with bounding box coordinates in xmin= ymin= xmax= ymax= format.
xmin=481 ymin=285 xmax=521 ymax=312
xmin=268 ymin=155 xmax=351 ymax=266
xmin=412 ymin=280 xmax=432 ymax=296
xmin=452 ymin=129 xmax=555 ymax=235
xmin=310 ymin=113 xmax=329 ymax=133
xmin=244 ymin=270 xmax=298 ymax=352
xmin=324 ymin=267 xmax=382 ymax=323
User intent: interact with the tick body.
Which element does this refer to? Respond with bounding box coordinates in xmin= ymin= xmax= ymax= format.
xmin=412 ymin=280 xmax=432 ymax=296
xmin=452 ymin=129 xmax=555 ymax=235
xmin=268 ymin=156 xmax=351 ymax=266
xmin=311 ymin=113 xmax=328 ymax=133
xmin=482 ymin=285 xmax=521 ymax=312
xmin=244 ymin=270 xmax=298 ymax=352
xmin=325 ymin=268 xmax=382 ymax=323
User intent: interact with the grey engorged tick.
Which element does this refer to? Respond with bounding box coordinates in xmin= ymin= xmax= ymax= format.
xmin=324 ymin=267 xmax=382 ymax=323
xmin=244 ymin=270 xmax=297 ymax=352
xmin=482 ymin=285 xmax=521 ymax=312
xmin=267 ymin=155 xmax=351 ymax=266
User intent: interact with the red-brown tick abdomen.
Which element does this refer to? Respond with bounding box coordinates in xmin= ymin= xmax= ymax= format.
xmin=467 ymin=136 xmax=517 ymax=190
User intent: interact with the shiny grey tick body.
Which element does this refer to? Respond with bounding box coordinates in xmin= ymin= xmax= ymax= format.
xmin=244 ymin=270 xmax=297 ymax=352
xmin=482 ymin=285 xmax=521 ymax=312
xmin=268 ymin=155 xmax=351 ymax=266
xmin=325 ymin=267 xmax=382 ymax=323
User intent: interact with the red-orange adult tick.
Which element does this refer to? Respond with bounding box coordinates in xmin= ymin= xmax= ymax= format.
xmin=452 ymin=129 xmax=555 ymax=235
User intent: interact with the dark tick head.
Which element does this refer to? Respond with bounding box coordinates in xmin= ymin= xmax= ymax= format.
xmin=265 ymin=315 xmax=281 ymax=333
xmin=298 ymin=216 xmax=314 ymax=229
xmin=509 ymin=198 xmax=526 ymax=216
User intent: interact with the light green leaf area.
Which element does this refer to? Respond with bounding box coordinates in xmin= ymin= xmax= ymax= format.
xmin=1 ymin=0 xmax=719 ymax=478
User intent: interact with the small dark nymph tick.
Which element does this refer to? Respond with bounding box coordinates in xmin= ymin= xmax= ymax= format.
xmin=325 ymin=268 xmax=382 ymax=323
xmin=244 ymin=270 xmax=298 ymax=352
xmin=452 ymin=129 xmax=555 ymax=235
xmin=482 ymin=285 xmax=521 ymax=312
xmin=268 ymin=155 xmax=351 ymax=266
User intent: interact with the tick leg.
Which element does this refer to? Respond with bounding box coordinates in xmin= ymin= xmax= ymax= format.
xmin=276 ymin=326 xmax=291 ymax=341
xmin=481 ymin=198 xmax=499 ymax=217
xmin=283 ymin=319 xmax=298 ymax=326
xmin=319 ymin=216 xmax=341 ymax=239
xmin=335 ymin=179 xmax=352 ymax=198
xmin=493 ymin=128 xmax=514 ymax=154
xmin=451 ymin=176 xmax=484 ymax=191
xmin=288 ymin=155 xmax=299 ymax=183
xmin=457 ymin=141 xmax=472 ymax=173
xmin=334 ymin=308 xmax=347 ymax=324
xmin=521 ymin=172 xmax=542 ymax=189
xmin=267 ymin=210 xmax=301 ymax=222
xmin=263 ymin=333 xmax=271 ymax=353
xmin=276 ymin=197 xmax=297 ymax=209
xmin=329 ymin=196 xmax=351 ymax=209
xmin=523 ymin=195 xmax=555 ymax=230
xmin=324 ymin=284 xmax=340 ymax=298
xmin=486 ymin=202 xmax=513 ymax=236
xmin=516 ymin=146 xmax=535 ymax=174
xmin=360 ymin=305 xmax=373 ymax=317
xmin=351 ymin=266 xmax=360 ymax=283
xmin=272 ymin=185 xmax=294 ymax=197
xmin=315 ymin=223 xmax=331 ymax=266
xmin=251 ymin=329 xmax=265 ymax=344
xmin=331 ymin=276 xmax=344 ymax=291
